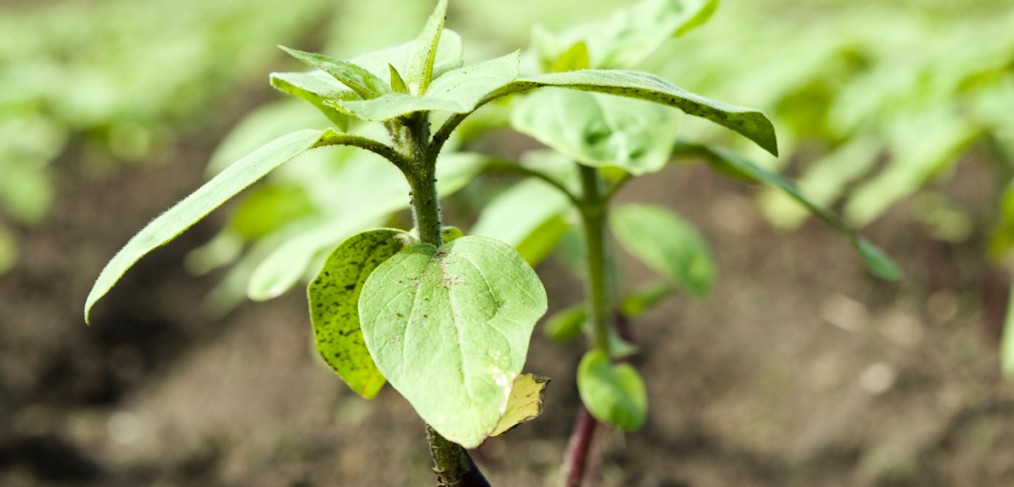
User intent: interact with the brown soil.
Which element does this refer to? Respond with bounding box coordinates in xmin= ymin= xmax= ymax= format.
xmin=2 ymin=116 xmax=1013 ymax=487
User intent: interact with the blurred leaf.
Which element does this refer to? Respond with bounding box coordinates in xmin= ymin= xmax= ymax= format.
xmin=533 ymin=0 xmax=720 ymax=70
xmin=674 ymin=142 xmax=902 ymax=281
xmin=184 ymin=230 xmax=244 ymax=276
xmin=1004 ymin=283 xmax=1014 ymax=377
xmin=619 ymin=281 xmax=678 ymax=318
xmin=309 ymin=229 xmax=414 ymax=398
xmin=760 ymin=137 xmax=882 ymax=229
xmin=228 ymin=184 xmax=315 ymax=240
xmin=207 ymin=101 xmax=329 ymax=175
xmin=544 ymin=303 xmax=586 ymax=341
xmin=989 ymin=180 xmax=1014 ymax=260
xmin=0 ymin=225 xmax=16 ymax=276
xmin=844 ymin=110 xmax=979 ymax=226
xmin=611 ymin=204 xmax=715 ymax=297
xmin=490 ymin=374 xmax=550 ymax=437
xmin=360 ymin=236 xmax=547 ymax=448
xmin=511 ymin=89 xmax=680 ymax=175
xmin=577 ymin=350 xmax=647 ymax=431
xmin=470 ymin=178 xmax=572 ymax=266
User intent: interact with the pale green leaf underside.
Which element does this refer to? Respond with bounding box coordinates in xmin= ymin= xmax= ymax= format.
xmin=610 ymin=203 xmax=715 ymax=296
xmin=577 ymin=350 xmax=647 ymax=432
xmin=511 ymin=70 xmax=778 ymax=157
xmin=674 ymin=142 xmax=901 ymax=281
xmin=511 ymin=89 xmax=680 ymax=175
xmin=84 ymin=129 xmax=329 ymax=323
xmin=269 ymin=73 xmax=354 ymax=130
xmin=359 ymin=236 xmax=548 ymax=448
xmin=308 ymin=229 xmax=413 ymax=398
xmin=490 ymin=373 xmax=549 ymax=437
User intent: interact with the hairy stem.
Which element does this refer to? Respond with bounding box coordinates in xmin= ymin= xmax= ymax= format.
xmin=394 ymin=113 xmax=488 ymax=487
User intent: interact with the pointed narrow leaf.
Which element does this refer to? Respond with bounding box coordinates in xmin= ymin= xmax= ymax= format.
xmin=279 ymin=46 xmax=390 ymax=99
xmin=490 ymin=374 xmax=550 ymax=437
xmin=407 ymin=0 xmax=448 ymax=95
xmin=389 ymin=64 xmax=409 ymax=94
xmin=611 ymin=204 xmax=715 ymax=296
xmin=270 ymin=72 xmax=354 ymax=130
xmin=359 ymin=236 xmax=548 ymax=447
xmin=338 ymin=52 xmax=521 ymax=121
xmin=309 ymin=229 xmax=414 ymax=398
xmin=577 ymin=350 xmax=647 ymax=431
xmin=84 ymin=130 xmax=329 ymax=323
xmin=673 ymin=142 xmax=902 ymax=281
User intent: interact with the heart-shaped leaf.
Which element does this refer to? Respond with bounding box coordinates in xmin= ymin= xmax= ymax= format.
xmin=308 ymin=229 xmax=414 ymax=398
xmin=577 ymin=350 xmax=647 ymax=431
xmin=359 ymin=236 xmax=548 ymax=447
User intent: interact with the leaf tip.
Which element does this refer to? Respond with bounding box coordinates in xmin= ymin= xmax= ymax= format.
xmin=856 ymin=239 xmax=902 ymax=281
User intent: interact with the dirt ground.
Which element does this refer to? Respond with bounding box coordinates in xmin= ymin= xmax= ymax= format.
xmin=2 ymin=103 xmax=1013 ymax=486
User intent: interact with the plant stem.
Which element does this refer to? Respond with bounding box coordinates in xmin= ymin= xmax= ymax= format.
xmin=578 ymin=164 xmax=612 ymax=356
xmin=564 ymin=164 xmax=619 ymax=486
xmin=395 ymin=113 xmax=488 ymax=487
xmin=563 ymin=405 xmax=599 ymax=487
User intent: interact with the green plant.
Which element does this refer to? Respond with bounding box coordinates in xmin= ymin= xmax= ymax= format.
xmin=85 ymin=0 xmax=898 ymax=485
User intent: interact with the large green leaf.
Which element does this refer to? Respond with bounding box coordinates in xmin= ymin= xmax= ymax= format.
xmin=470 ymin=178 xmax=572 ymax=265
xmin=510 ymin=70 xmax=777 ymax=156
xmin=610 ymin=203 xmax=715 ymax=296
xmin=577 ymin=350 xmax=647 ymax=431
xmin=511 ymin=89 xmax=680 ymax=175
xmin=673 ymin=142 xmax=902 ymax=281
xmin=84 ymin=129 xmax=331 ymax=323
xmin=359 ymin=236 xmax=547 ymax=447
xmin=308 ymin=229 xmax=414 ymax=398
xmin=406 ymin=0 xmax=448 ymax=95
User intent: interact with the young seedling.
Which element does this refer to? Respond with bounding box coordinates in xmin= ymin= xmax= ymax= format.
xmin=466 ymin=1 xmax=901 ymax=483
xmin=84 ymin=1 xmax=898 ymax=485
